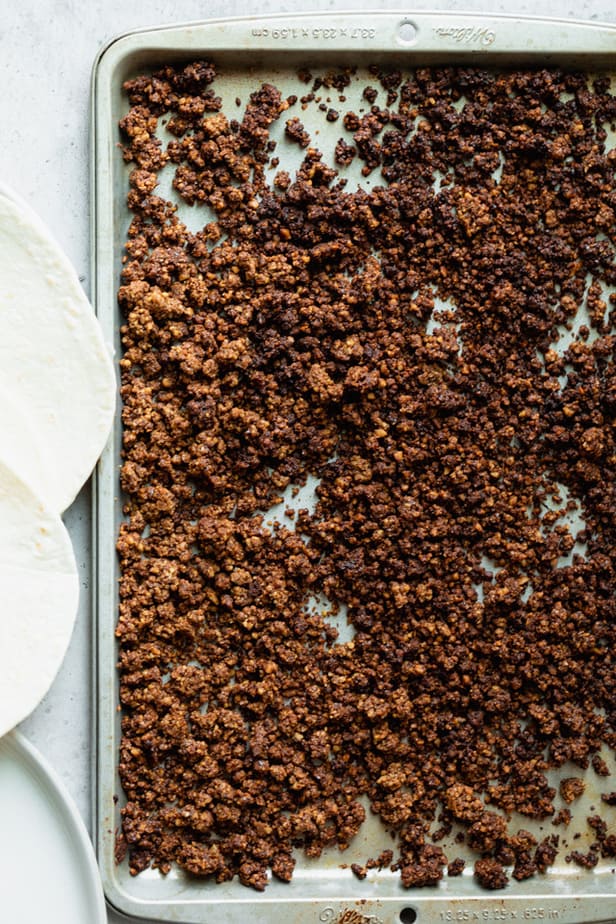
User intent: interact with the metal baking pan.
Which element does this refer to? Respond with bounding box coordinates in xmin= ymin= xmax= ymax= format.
xmin=92 ymin=11 xmax=616 ymax=923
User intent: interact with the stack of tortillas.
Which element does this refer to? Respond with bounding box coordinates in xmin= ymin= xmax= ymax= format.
xmin=0 ymin=184 xmax=115 ymax=737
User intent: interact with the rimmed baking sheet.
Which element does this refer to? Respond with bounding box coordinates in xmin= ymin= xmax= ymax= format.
xmin=92 ymin=11 xmax=616 ymax=923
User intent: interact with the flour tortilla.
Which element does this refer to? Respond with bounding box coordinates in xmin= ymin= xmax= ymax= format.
xmin=0 ymin=185 xmax=116 ymax=511
xmin=0 ymin=383 xmax=47 ymax=499
xmin=0 ymin=457 xmax=79 ymax=737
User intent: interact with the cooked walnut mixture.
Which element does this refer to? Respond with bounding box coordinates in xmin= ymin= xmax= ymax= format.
xmin=116 ymin=61 xmax=616 ymax=891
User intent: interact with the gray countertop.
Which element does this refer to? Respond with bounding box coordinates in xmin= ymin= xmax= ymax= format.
xmin=2 ymin=1 xmax=615 ymax=920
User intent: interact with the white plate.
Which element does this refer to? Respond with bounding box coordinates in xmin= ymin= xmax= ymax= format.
xmin=0 ymin=730 xmax=107 ymax=924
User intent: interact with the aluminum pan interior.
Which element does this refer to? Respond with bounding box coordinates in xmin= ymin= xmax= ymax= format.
xmin=92 ymin=12 xmax=616 ymax=923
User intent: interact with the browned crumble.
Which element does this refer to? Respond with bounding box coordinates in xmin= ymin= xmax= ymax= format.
xmin=560 ymin=778 xmax=586 ymax=804
xmin=552 ymin=808 xmax=572 ymax=827
xmin=285 ymin=116 xmax=311 ymax=148
xmin=474 ymin=857 xmax=508 ymax=890
xmin=334 ymin=138 xmax=357 ymax=166
xmin=447 ymin=857 xmax=465 ymax=876
xmin=592 ymin=754 xmax=611 ymax=776
xmin=566 ymin=849 xmax=599 ymax=869
xmin=365 ymin=848 xmax=394 ymax=870
xmin=116 ymin=61 xmax=616 ymax=892
xmin=534 ymin=836 xmax=559 ymax=873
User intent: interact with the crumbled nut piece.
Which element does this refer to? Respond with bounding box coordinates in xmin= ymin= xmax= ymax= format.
xmin=334 ymin=138 xmax=356 ymax=166
xmin=592 ymin=754 xmax=611 ymax=777
xmin=513 ymin=853 xmax=537 ymax=881
xmin=366 ymin=849 xmax=394 ymax=870
xmin=552 ymin=809 xmax=572 ymax=827
xmin=447 ymin=857 xmax=465 ymax=876
xmin=535 ymin=837 xmax=559 ymax=873
xmin=560 ymin=778 xmax=585 ymax=804
xmin=474 ymin=858 xmax=508 ymax=890
xmin=285 ymin=117 xmax=311 ymax=147
xmin=444 ymin=784 xmax=484 ymax=823
xmin=566 ymin=849 xmax=599 ymax=869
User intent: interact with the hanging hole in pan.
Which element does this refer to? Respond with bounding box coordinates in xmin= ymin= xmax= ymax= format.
xmin=397 ymin=20 xmax=418 ymax=46
xmin=399 ymin=909 xmax=418 ymax=924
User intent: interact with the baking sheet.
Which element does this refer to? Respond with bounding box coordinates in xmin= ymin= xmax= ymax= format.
xmin=92 ymin=12 xmax=616 ymax=923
